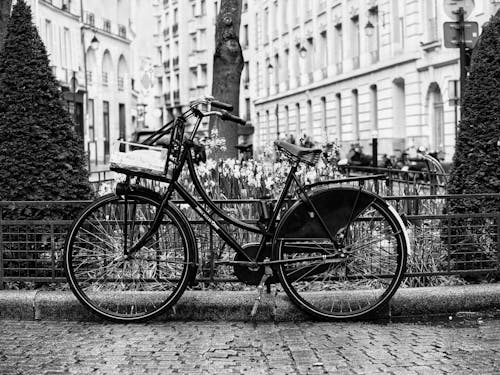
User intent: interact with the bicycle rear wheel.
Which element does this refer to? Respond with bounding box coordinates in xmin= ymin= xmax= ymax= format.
xmin=273 ymin=187 xmax=408 ymax=320
xmin=64 ymin=192 xmax=195 ymax=322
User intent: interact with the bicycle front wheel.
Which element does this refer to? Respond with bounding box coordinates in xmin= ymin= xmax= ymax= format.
xmin=64 ymin=192 xmax=195 ymax=322
xmin=273 ymin=187 xmax=408 ymax=320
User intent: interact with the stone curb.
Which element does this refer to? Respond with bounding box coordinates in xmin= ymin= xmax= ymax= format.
xmin=1 ymin=284 xmax=500 ymax=322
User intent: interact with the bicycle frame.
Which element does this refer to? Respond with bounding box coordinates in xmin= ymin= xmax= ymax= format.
xmin=123 ymin=111 xmax=342 ymax=267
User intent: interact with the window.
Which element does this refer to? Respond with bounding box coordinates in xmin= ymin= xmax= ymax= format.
xmin=336 ymin=93 xmax=342 ymax=142
xmin=103 ymin=19 xmax=111 ymax=33
xmin=426 ymin=0 xmax=438 ymax=41
xmin=352 ymin=89 xmax=359 ymax=141
xmin=103 ymin=101 xmax=110 ymax=158
xmin=245 ymin=97 xmax=251 ymax=120
xmin=45 ymin=20 xmax=53 ymax=54
xmin=351 ymin=16 xmax=360 ymax=69
xmin=334 ymin=23 xmax=343 ymax=73
xmin=62 ymin=0 xmax=71 ymax=12
xmin=201 ymin=0 xmax=206 ymax=15
xmin=191 ymin=2 xmax=196 ymax=17
xmin=243 ymin=24 xmax=249 ymax=48
xmin=118 ymin=25 xmax=127 ymax=38
xmin=88 ymin=99 xmax=95 ymax=141
xmin=306 ymin=99 xmax=312 ymax=136
xmin=370 ymin=85 xmax=378 ymax=133
xmin=191 ymin=33 xmax=198 ymax=52
xmin=284 ymin=105 xmax=289 ymax=134
xmin=63 ymin=27 xmax=71 ymax=68
xmin=86 ymin=12 xmax=95 ymax=26
xmin=320 ymin=31 xmax=328 ymax=71
xmin=200 ymin=64 xmax=207 ymax=86
xmin=190 ymin=67 xmax=198 ymax=88
xmin=282 ymin=0 xmax=288 ymax=31
xmin=264 ymin=8 xmax=269 ymax=44
xmin=243 ymin=61 xmax=250 ymax=88
xmin=296 ymin=103 xmax=301 ymax=134
xmin=321 ymin=97 xmax=327 ymax=140
xmin=368 ymin=7 xmax=380 ymax=63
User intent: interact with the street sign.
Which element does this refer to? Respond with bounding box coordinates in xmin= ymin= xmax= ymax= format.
xmin=443 ymin=0 xmax=475 ymax=21
xmin=443 ymin=21 xmax=478 ymax=48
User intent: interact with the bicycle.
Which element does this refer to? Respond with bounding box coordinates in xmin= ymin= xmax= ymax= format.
xmin=63 ymin=96 xmax=410 ymax=323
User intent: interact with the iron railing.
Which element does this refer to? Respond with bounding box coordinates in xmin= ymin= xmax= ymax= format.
xmin=1 ymin=194 xmax=499 ymax=288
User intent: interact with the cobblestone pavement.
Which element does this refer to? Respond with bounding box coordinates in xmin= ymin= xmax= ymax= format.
xmin=1 ymin=319 xmax=500 ymax=374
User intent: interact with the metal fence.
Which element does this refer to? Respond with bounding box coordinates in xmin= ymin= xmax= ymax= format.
xmin=1 ymin=193 xmax=499 ymax=288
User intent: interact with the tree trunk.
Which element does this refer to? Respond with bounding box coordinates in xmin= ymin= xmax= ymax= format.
xmin=209 ymin=0 xmax=243 ymax=159
xmin=0 ymin=0 xmax=12 ymax=52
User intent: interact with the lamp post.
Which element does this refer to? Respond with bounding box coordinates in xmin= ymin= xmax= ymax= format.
xmin=448 ymin=79 xmax=459 ymax=143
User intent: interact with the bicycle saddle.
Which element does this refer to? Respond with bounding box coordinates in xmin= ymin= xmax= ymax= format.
xmin=274 ymin=140 xmax=322 ymax=166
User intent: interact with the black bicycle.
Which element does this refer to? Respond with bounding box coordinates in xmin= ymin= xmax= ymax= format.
xmin=63 ymin=96 xmax=410 ymax=322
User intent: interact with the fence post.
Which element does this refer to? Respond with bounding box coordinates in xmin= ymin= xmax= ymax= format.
xmin=497 ymin=214 xmax=500 ymax=274
xmin=0 ymin=206 xmax=3 ymax=290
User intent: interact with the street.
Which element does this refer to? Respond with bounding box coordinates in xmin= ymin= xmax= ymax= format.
xmin=1 ymin=318 xmax=500 ymax=374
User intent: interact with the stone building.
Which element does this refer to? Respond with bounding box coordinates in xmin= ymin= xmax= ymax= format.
xmin=153 ymin=0 xmax=253 ymax=144
xmin=250 ymin=0 xmax=499 ymax=161
xmin=25 ymin=0 xmax=156 ymax=171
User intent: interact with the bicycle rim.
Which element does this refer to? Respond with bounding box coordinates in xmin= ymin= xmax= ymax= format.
xmin=64 ymin=193 xmax=191 ymax=322
xmin=276 ymin=196 xmax=408 ymax=320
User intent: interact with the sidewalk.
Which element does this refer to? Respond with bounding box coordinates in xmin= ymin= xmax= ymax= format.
xmin=2 ymin=284 xmax=500 ymax=321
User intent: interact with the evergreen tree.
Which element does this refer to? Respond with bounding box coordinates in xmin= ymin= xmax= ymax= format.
xmin=448 ymin=15 xmax=500 ymax=197
xmin=446 ymin=13 xmax=500 ymax=277
xmin=0 ymin=0 xmax=91 ymax=218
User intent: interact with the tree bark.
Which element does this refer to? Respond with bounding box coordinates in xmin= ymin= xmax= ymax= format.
xmin=0 ymin=0 xmax=12 ymax=52
xmin=209 ymin=0 xmax=243 ymax=159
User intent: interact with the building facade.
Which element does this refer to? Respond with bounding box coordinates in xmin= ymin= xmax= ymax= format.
xmin=251 ymin=0 xmax=499 ymax=161
xmin=153 ymin=0 xmax=253 ymax=143
xmin=24 ymin=0 xmax=157 ymax=171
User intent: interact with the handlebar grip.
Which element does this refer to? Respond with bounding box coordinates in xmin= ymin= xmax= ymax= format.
xmin=221 ymin=110 xmax=247 ymax=125
xmin=211 ymin=100 xmax=233 ymax=111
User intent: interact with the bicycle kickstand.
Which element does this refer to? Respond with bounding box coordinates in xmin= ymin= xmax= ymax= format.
xmin=250 ymin=261 xmax=273 ymax=319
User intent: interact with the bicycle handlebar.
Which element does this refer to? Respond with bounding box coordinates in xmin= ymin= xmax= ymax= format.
xmin=220 ymin=110 xmax=247 ymax=125
xmin=211 ymin=100 xmax=233 ymax=111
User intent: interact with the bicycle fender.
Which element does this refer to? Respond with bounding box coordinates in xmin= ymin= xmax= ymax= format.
xmin=274 ymin=187 xmax=381 ymax=240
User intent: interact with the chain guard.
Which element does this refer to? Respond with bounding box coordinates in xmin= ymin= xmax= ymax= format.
xmin=233 ymin=243 xmax=269 ymax=285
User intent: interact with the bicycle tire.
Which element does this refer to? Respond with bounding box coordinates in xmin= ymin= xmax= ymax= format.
xmin=273 ymin=187 xmax=408 ymax=320
xmin=64 ymin=192 xmax=196 ymax=322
